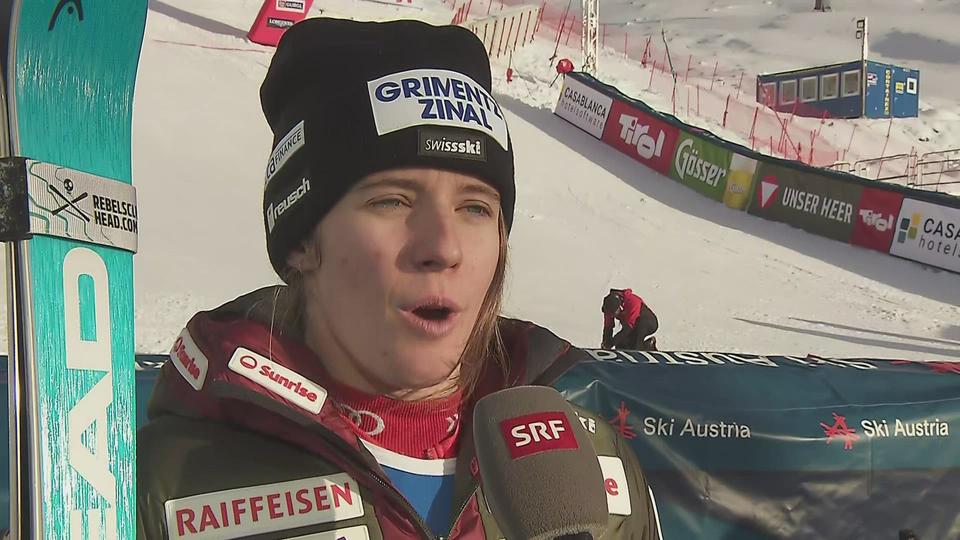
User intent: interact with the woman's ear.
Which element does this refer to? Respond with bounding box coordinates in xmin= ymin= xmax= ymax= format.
xmin=286 ymin=240 xmax=321 ymax=273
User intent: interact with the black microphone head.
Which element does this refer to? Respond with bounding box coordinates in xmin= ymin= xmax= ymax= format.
xmin=473 ymin=385 xmax=608 ymax=540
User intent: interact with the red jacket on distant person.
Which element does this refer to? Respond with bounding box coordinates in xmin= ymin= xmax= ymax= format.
xmin=603 ymin=288 xmax=644 ymax=332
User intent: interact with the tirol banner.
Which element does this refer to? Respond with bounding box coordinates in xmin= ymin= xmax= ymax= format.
xmin=601 ymin=98 xmax=680 ymax=176
xmin=748 ymin=161 xmax=863 ymax=242
xmin=669 ymin=132 xmax=733 ymax=201
xmin=851 ymin=186 xmax=905 ymax=253
xmin=554 ymin=349 xmax=960 ymax=540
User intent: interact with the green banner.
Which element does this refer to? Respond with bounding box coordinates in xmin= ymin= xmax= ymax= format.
xmin=669 ymin=133 xmax=732 ymax=201
xmin=748 ymin=162 xmax=863 ymax=242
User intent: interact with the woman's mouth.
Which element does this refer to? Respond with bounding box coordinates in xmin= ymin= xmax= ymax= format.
xmin=400 ymin=298 xmax=462 ymax=338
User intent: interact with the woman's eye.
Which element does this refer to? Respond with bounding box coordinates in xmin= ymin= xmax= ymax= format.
xmin=463 ymin=203 xmax=493 ymax=217
xmin=371 ymin=197 xmax=407 ymax=209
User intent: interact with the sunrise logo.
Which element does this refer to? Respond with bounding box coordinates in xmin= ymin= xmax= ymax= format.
xmin=896 ymin=213 xmax=921 ymax=244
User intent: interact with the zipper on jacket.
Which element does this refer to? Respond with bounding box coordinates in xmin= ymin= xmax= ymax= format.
xmin=443 ymin=479 xmax=481 ymax=540
xmin=305 ymin=423 xmax=437 ymax=540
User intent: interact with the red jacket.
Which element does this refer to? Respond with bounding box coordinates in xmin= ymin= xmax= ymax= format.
xmin=603 ymin=289 xmax=644 ymax=331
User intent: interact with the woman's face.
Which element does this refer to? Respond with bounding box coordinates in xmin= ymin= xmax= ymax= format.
xmin=291 ymin=167 xmax=502 ymax=397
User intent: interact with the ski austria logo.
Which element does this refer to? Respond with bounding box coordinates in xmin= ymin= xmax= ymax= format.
xmin=169 ymin=329 xmax=209 ymax=391
xmin=264 ymin=120 xmax=305 ymax=186
xmin=267 ymin=177 xmax=311 ymax=233
xmin=617 ymin=114 xmax=665 ymax=160
xmin=820 ymin=411 xmax=950 ymax=451
xmin=368 ymin=69 xmax=509 ymax=151
xmin=228 ymin=347 xmax=327 ymax=414
xmin=897 ymin=212 xmax=921 ymax=243
xmin=757 ymin=175 xmax=780 ymax=209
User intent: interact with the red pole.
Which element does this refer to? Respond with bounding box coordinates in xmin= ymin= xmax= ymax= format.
xmin=809 ymin=131 xmax=816 ymax=164
xmin=710 ymin=60 xmax=718 ymax=90
xmin=465 ymin=0 xmax=473 ymax=20
xmin=487 ymin=0 xmax=493 ymax=15
xmin=735 ymin=71 xmax=744 ymax=100
xmin=648 ymin=60 xmax=656 ymax=90
xmin=672 ymin=84 xmax=676 ymax=115
xmin=685 ymin=54 xmax=692 ymax=82
xmin=843 ymin=124 xmax=857 ymax=162
xmin=534 ymin=1 xmax=545 ymax=34
xmin=512 ymin=13 xmax=522 ymax=51
xmin=564 ymin=13 xmax=576 ymax=46
xmin=722 ymin=95 xmax=730 ymax=127
xmin=523 ymin=9 xmax=532 ymax=44
xmin=749 ymin=105 xmax=759 ymax=147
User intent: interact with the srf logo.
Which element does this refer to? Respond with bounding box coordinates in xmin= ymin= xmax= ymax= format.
xmin=897 ymin=213 xmax=921 ymax=243
xmin=500 ymin=412 xmax=578 ymax=459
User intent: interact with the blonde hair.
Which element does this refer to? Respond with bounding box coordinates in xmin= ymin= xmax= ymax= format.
xmin=279 ymin=214 xmax=509 ymax=401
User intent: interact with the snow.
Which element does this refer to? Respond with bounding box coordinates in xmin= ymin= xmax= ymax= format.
xmin=3 ymin=0 xmax=959 ymax=361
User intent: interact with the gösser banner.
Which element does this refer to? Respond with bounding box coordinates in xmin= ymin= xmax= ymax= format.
xmin=889 ymin=197 xmax=960 ymax=272
xmin=748 ymin=161 xmax=863 ymax=242
xmin=670 ymin=132 xmax=733 ymax=202
xmin=553 ymin=75 xmax=613 ymax=140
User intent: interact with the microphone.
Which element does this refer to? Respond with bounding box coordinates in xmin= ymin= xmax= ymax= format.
xmin=473 ymin=385 xmax=608 ymax=540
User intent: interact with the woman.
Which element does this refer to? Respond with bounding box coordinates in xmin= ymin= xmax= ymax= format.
xmin=137 ymin=17 xmax=662 ymax=540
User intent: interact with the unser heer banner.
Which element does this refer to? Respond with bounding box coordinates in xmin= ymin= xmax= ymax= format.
xmin=553 ymin=349 xmax=960 ymax=540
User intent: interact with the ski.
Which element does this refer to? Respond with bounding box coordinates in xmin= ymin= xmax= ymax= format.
xmin=0 ymin=0 xmax=147 ymax=537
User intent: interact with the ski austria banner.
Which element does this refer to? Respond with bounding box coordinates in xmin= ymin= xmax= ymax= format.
xmin=3 ymin=353 xmax=959 ymax=538
xmin=554 ymin=349 xmax=960 ymax=540
xmin=889 ymin=197 xmax=960 ymax=272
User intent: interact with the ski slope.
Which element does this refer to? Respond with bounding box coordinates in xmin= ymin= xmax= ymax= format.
xmin=4 ymin=0 xmax=958 ymax=361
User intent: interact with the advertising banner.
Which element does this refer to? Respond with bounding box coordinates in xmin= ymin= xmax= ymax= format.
xmin=554 ymin=75 xmax=614 ymax=140
xmin=669 ymin=133 xmax=732 ymax=201
xmin=555 ymin=349 xmax=960 ymax=540
xmin=889 ymin=198 xmax=960 ymax=272
xmin=601 ymin=98 xmax=680 ymax=176
xmin=748 ymin=162 xmax=862 ymax=242
xmin=723 ymin=152 xmax=759 ymax=210
xmin=851 ymin=187 xmax=904 ymax=252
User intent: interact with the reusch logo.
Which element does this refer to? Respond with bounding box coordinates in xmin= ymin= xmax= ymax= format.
xmin=757 ymin=176 xmax=780 ymax=209
xmin=500 ymin=412 xmax=579 ymax=459
xmin=228 ymin=347 xmax=327 ymax=414
xmin=897 ymin=212 xmax=921 ymax=243
xmin=267 ymin=177 xmax=311 ymax=233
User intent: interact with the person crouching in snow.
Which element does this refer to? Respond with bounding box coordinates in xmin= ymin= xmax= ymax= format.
xmin=137 ymin=18 xmax=662 ymax=540
xmin=601 ymin=288 xmax=659 ymax=351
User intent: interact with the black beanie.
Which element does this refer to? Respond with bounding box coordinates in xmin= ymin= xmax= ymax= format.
xmin=259 ymin=17 xmax=516 ymax=278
